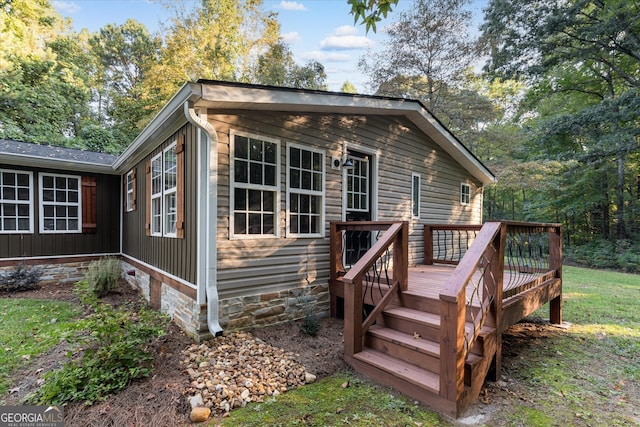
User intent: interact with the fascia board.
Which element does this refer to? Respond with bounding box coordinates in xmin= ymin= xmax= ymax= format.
xmin=0 ymin=153 xmax=117 ymax=175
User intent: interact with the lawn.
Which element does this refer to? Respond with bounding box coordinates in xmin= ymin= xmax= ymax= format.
xmin=0 ymin=298 xmax=81 ymax=399
xmin=219 ymin=265 xmax=640 ymax=426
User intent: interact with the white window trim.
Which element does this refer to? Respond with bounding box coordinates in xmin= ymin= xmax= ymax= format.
xmin=460 ymin=182 xmax=471 ymax=206
xmin=39 ymin=172 xmax=82 ymax=234
xmin=150 ymin=152 xmax=163 ymax=236
xmin=163 ymin=143 xmax=178 ymax=238
xmin=0 ymin=169 xmax=34 ymax=234
xmin=229 ymin=130 xmax=281 ymax=239
xmin=125 ymin=170 xmax=134 ymax=212
xmin=412 ymin=172 xmax=421 ymax=219
xmin=286 ymin=142 xmax=325 ymax=238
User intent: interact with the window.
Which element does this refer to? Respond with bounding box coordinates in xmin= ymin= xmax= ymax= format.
xmin=346 ymin=156 xmax=369 ymax=212
xmin=150 ymin=152 xmax=163 ymax=235
xmin=460 ymin=183 xmax=470 ymax=205
xmin=146 ymin=137 xmax=184 ymax=238
xmin=0 ymin=169 xmax=33 ymax=233
xmin=412 ymin=173 xmax=421 ymax=219
xmin=231 ymin=131 xmax=279 ymax=237
xmin=39 ymin=173 xmax=81 ymax=233
xmin=125 ymin=169 xmax=136 ymax=212
xmin=287 ymin=143 xmax=324 ymax=237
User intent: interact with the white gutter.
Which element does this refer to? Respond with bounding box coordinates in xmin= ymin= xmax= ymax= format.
xmin=184 ymin=100 xmax=223 ymax=337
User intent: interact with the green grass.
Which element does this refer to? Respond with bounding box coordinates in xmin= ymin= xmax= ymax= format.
xmin=0 ymin=298 xmax=81 ymax=399
xmin=221 ymin=265 xmax=640 ymax=426
xmin=218 ymin=373 xmax=445 ymax=427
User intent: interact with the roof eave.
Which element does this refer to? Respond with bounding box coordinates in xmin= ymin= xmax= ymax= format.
xmin=0 ymin=153 xmax=116 ymax=175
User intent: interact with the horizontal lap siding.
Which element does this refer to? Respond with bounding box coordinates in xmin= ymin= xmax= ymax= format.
xmin=0 ymin=165 xmax=120 ymax=259
xmin=208 ymin=111 xmax=482 ymax=299
xmin=121 ymin=124 xmax=198 ymax=284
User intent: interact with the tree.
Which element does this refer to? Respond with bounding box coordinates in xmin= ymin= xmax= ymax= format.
xmin=146 ymin=0 xmax=281 ymax=106
xmin=341 ymin=81 xmax=358 ymax=93
xmin=482 ymin=0 xmax=640 ymax=240
xmin=253 ymin=42 xmax=328 ymax=90
xmin=89 ymin=20 xmax=162 ymax=146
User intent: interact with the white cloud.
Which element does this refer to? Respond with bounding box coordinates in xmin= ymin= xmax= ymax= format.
xmin=320 ymin=35 xmax=374 ymax=50
xmin=301 ymin=51 xmax=352 ymax=63
xmin=282 ymin=32 xmax=301 ymax=44
xmin=334 ymin=25 xmax=358 ymax=37
xmin=52 ymin=0 xmax=81 ymax=14
xmin=279 ymin=1 xmax=306 ymax=11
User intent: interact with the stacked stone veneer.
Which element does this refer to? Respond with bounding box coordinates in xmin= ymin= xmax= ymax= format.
xmin=219 ymin=283 xmax=330 ymax=331
xmin=0 ymin=260 xmax=93 ymax=285
xmin=121 ymin=259 xmax=331 ymax=340
xmin=121 ymin=260 xmax=205 ymax=341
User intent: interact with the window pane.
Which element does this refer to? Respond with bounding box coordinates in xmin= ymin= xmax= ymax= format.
xmin=68 ymin=219 xmax=78 ymax=230
xmin=290 ymin=215 xmax=299 ymax=234
xmin=313 ymin=172 xmax=322 ymax=192
xmin=68 ymin=190 xmax=78 ymax=203
xmin=68 ymin=206 xmax=78 ymax=218
xmin=68 ymin=178 xmax=78 ymax=190
xmin=234 ymin=213 xmax=247 ymax=234
xmin=311 ymin=216 xmax=319 ymax=234
xmin=55 ymin=177 xmax=67 ymax=189
xmin=17 ymin=173 xmax=29 ymax=187
xmin=4 ymin=204 xmax=15 ymax=216
xmin=18 ymin=204 xmax=29 ymax=216
xmin=313 ymin=153 xmax=322 ymax=171
xmin=311 ymin=195 xmax=320 ymax=214
xmin=300 ymin=215 xmax=310 ymax=234
xmin=301 ymin=171 xmax=311 ymax=190
xmin=42 ymin=175 xmax=53 ymax=189
xmin=264 ymin=165 xmax=276 ymax=186
xmin=18 ymin=218 xmax=29 ymax=230
xmin=56 ymin=205 xmax=67 ymax=217
xmin=250 ymin=139 xmax=262 ymax=161
xmin=263 ymin=191 xmax=274 ymax=211
xmin=235 ymin=136 xmax=248 ymax=159
xmin=2 ymin=172 xmax=14 ymax=185
xmin=290 ymin=147 xmax=300 ymax=168
xmin=301 ymin=150 xmax=311 ymax=170
xmin=56 ymin=190 xmax=66 ymax=202
xmin=2 ymin=187 xmax=15 ymax=200
xmin=235 ymin=160 xmax=248 ymax=183
xmin=300 ymin=194 xmax=310 ymax=213
xmin=44 ymin=219 xmax=54 ymax=230
xmin=264 ymin=142 xmax=277 ymax=164
xmin=42 ymin=189 xmax=54 ymax=202
xmin=263 ymin=214 xmax=274 ymax=234
xmin=249 ymin=163 xmax=262 ymax=185
xmin=290 ymin=169 xmax=300 ymax=189
xmin=249 ymin=190 xmax=261 ymax=211
xmin=234 ymin=188 xmax=246 ymax=210
xmin=290 ymin=193 xmax=299 ymax=213
xmin=56 ymin=219 xmax=67 ymax=230
xmin=17 ymin=188 xmax=29 ymax=201
xmin=4 ymin=218 xmax=16 ymax=230
xmin=248 ymin=213 xmax=262 ymax=234
xmin=44 ymin=206 xmax=54 ymax=217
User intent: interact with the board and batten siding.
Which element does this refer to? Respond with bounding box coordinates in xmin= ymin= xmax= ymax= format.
xmin=207 ymin=110 xmax=483 ymax=300
xmin=121 ymin=124 xmax=198 ymax=284
xmin=0 ymin=164 xmax=120 ymax=259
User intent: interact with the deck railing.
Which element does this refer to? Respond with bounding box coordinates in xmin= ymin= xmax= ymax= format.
xmin=437 ymin=221 xmax=562 ymax=403
xmin=330 ymin=221 xmax=409 ymax=358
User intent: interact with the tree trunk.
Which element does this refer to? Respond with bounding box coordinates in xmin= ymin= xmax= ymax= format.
xmin=616 ymin=152 xmax=628 ymax=239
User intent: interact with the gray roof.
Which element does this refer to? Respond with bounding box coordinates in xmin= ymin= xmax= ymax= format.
xmin=0 ymin=139 xmax=117 ymax=166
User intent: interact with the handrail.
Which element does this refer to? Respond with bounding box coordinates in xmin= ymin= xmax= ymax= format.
xmin=339 ymin=221 xmax=408 ymax=359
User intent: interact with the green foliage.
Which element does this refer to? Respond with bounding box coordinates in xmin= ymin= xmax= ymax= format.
xmin=0 ymin=263 xmax=42 ymax=293
xmin=298 ymin=304 xmax=321 ymax=337
xmin=85 ymin=257 xmax=121 ymax=297
xmin=28 ymin=282 xmax=168 ymax=405
xmin=348 ymin=0 xmax=399 ymax=33
xmin=0 ymin=299 xmax=80 ymax=398
xmin=565 ymin=239 xmax=640 ymax=273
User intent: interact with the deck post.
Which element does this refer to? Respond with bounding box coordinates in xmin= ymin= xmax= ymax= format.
xmin=394 ymin=222 xmax=409 ymax=291
xmin=440 ymin=295 xmax=466 ymax=403
xmin=329 ymin=223 xmax=340 ymax=317
xmin=344 ymin=275 xmax=364 ymax=358
xmin=424 ymin=224 xmax=434 ymax=265
xmin=488 ymin=222 xmax=506 ymax=381
xmin=549 ymin=225 xmax=563 ymax=324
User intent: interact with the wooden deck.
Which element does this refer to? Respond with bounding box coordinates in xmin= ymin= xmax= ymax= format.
xmin=330 ymin=221 xmax=563 ymax=418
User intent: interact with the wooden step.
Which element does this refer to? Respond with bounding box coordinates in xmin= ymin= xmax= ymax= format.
xmin=366 ymin=325 xmax=440 ymax=373
xmin=382 ymin=307 xmax=441 ymax=341
xmin=353 ymin=348 xmax=440 ymax=394
xmin=397 ymin=291 xmax=440 ymax=313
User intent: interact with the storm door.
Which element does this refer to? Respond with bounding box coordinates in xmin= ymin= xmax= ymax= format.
xmin=344 ymin=150 xmax=374 ymax=265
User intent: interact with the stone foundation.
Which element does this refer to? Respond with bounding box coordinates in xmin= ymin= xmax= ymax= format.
xmin=121 ymin=260 xmax=205 ymax=341
xmin=219 ymin=283 xmax=331 ymax=331
xmin=0 ymin=259 xmax=94 ymax=285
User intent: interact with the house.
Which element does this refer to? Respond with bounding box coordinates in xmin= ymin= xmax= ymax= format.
xmin=1 ymin=81 xmax=564 ymax=416
xmin=0 ymin=80 xmax=495 ymax=339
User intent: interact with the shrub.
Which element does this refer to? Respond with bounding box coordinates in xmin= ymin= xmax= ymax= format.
xmin=299 ymin=303 xmax=321 ymax=337
xmin=0 ymin=263 xmax=42 ymax=292
xmin=85 ymin=257 xmax=121 ymax=297
xmin=28 ymin=281 xmax=168 ymax=405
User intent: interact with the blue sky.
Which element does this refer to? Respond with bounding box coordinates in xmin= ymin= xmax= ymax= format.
xmin=52 ymin=0 xmax=487 ymax=92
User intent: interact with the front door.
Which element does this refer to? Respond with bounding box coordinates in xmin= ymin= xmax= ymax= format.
xmin=344 ymin=150 xmax=373 ymax=265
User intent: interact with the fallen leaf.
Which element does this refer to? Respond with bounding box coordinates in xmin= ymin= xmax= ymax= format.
xmin=341 ymin=381 xmax=350 ymax=389
xmin=9 ymin=387 xmax=20 ymax=394
xmin=413 ymin=332 xmax=421 ymax=339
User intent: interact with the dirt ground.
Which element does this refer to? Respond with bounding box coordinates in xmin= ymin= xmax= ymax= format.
xmin=1 ymin=281 xmax=348 ymax=426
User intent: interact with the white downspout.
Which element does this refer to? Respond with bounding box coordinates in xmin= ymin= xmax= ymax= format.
xmin=184 ymin=101 xmax=223 ymax=337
